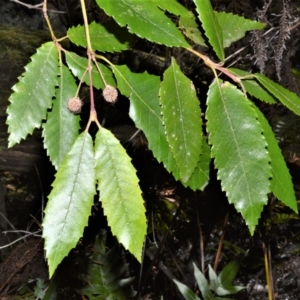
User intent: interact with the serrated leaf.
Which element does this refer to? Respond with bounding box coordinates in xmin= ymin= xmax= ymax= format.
xmin=82 ymin=231 xmax=135 ymax=300
xmin=255 ymin=73 xmax=300 ymax=116
xmin=43 ymin=132 xmax=96 ymax=277
xmin=182 ymin=139 xmax=210 ymax=191
xmin=95 ymin=128 xmax=147 ymax=262
xmin=253 ymin=105 xmax=297 ymax=212
xmin=206 ymin=80 xmax=271 ymax=234
xmin=215 ymin=12 xmax=265 ymax=48
xmin=113 ymin=65 xmax=181 ymax=181
xmin=95 ymin=0 xmax=189 ymax=47
xmin=160 ymin=58 xmax=202 ymax=182
xmin=65 ymin=51 xmax=115 ymax=89
xmin=228 ymin=68 xmax=276 ymax=104
xmin=42 ymin=63 xmax=80 ymax=169
xmin=174 ymin=280 xmax=200 ymax=300
xmin=7 ymin=42 xmax=58 ymax=147
xmin=68 ymin=20 xmax=135 ymax=52
xmin=193 ymin=263 xmax=214 ymax=300
xmin=151 ymin=0 xmax=191 ymax=18
xmin=179 ymin=13 xmax=207 ymax=47
xmin=194 ymin=0 xmax=224 ymax=61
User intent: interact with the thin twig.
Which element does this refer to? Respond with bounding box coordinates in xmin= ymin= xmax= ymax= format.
xmin=0 ymin=231 xmax=42 ymax=250
xmin=0 ymin=210 xmax=18 ymax=233
xmin=196 ymin=201 xmax=205 ymax=274
xmin=10 ymin=0 xmax=66 ymax=13
xmin=213 ymin=211 xmax=229 ymax=272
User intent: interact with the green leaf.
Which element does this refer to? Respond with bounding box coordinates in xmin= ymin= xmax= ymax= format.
xmin=228 ymin=68 xmax=276 ymax=104
xmin=193 ymin=263 xmax=214 ymax=300
xmin=113 ymin=65 xmax=181 ymax=181
xmin=95 ymin=0 xmax=189 ymax=47
xmin=182 ymin=139 xmax=210 ymax=191
xmin=206 ymin=80 xmax=271 ymax=234
xmin=214 ymin=260 xmax=245 ymax=295
xmin=42 ymin=63 xmax=80 ymax=169
xmin=65 ymin=51 xmax=115 ymax=89
xmin=208 ymin=265 xmax=218 ymax=292
xmin=43 ymin=132 xmax=96 ymax=277
xmin=160 ymin=58 xmax=202 ymax=182
xmin=253 ymin=105 xmax=297 ymax=212
xmin=67 ymin=20 xmax=135 ymax=52
xmin=179 ymin=13 xmax=207 ymax=47
xmin=151 ymin=0 xmax=191 ymax=18
xmin=194 ymin=0 xmax=224 ymax=61
xmin=7 ymin=42 xmax=58 ymax=147
xmin=255 ymin=73 xmax=300 ymax=116
xmin=208 ymin=260 xmax=245 ymax=299
xmin=82 ymin=231 xmax=135 ymax=300
xmin=94 ymin=128 xmax=147 ymax=262
xmin=174 ymin=280 xmax=200 ymax=300
xmin=215 ymin=12 xmax=265 ymax=48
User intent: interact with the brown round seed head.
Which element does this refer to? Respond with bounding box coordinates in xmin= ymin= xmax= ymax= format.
xmin=103 ymin=85 xmax=118 ymax=103
xmin=67 ymin=97 xmax=83 ymax=114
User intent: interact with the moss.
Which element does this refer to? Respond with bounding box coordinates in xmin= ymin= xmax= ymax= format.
xmin=0 ymin=26 xmax=50 ymax=66
xmin=0 ymin=26 xmax=51 ymax=112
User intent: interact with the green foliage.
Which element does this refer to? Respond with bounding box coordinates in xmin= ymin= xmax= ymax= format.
xmin=43 ymin=132 xmax=96 ymax=277
xmin=228 ymin=68 xmax=276 ymax=104
xmin=179 ymin=13 xmax=207 ymax=46
xmin=194 ymin=0 xmax=224 ymax=61
xmin=253 ymin=106 xmax=297 ymax=210
xmin=81 ymin=230 xmax=136 ymax=299
xmin=68 ymin=20 xmax=135 ymax=52
xmin=94 ymin=128 xmax=147 ymax=261
xmin=42 ymin=63 xmax=80 ymax=169
xmin=160 ymin=58 xmax=202 ymax=182
xmin=7 ymin=42 xmax=58 ymax=147
xmin=215 ymin=12 xmax=265 ymax=48
xmin=95 ymin=0 xmax=189 ymax=47
xmin=206 ymin=80 xmax=272 ymax=233
xmin=113 ymin=65 xmax=180 ymax=179
xmin=151 ymin=0 xmax=191 ymax=18
xmin=255 ymin=73 xmax=300 ymax=115
xmin=181 ymin=139 xmax=210 ymax=190
xmin=65 ymin=51 xmax=116 ymax=89
xmin=174 ymin=262 xmax=245 ymax=300
xmin=6 ymin=0 xmax=299 ymax=277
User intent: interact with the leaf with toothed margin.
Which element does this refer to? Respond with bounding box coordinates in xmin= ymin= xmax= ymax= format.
xmin=228 ymin=68 xmax=276 ymax=104
xmin=253 ymin=104 xmax=297 ymax=213
xmin=151 ymin=0 xmax=191 ymax=18
xmin=215 ymin=11 xmax=265 ymax=48
xmin=95 ymin=0 xmax=189 ymax=47
xmin=68 ymin=20 xmax=136 ymax=52
xmin=65 ymin=51 xmax=116 ymax=90
xmin=114 ymin=65 xmax=207 ymax=189
xmin=95 ymin=128 xmax=147 ymax=262
xmin=194 ymin=0 xmax=224 ymax=61
xmin=43 ymin=63 xmax=80 ymax=170
xmin=179 ymin=12 xmax=207 ymax=47
xmin=6 ymin=42 xmax=58 ymax=147
xmin=255 ymin=73 xmax=300 ymax=116
xmin=160 ymin=57 xmax=202 ymax=182
xmin=113 ymin=65 xmax=180 ymax=181
xmin=182 ymin=139 xmax=211 ymax=191
xmin=43 ymin=132 xmax=96 ymax=278
xmin=206 ymin=79 xmax=271 ymax=234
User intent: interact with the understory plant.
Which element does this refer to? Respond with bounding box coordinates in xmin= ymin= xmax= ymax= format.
xmin=174 ymin=261 xmax=245 ymax=300
xmin=6 ymin=0 xmax=299 ymax=277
